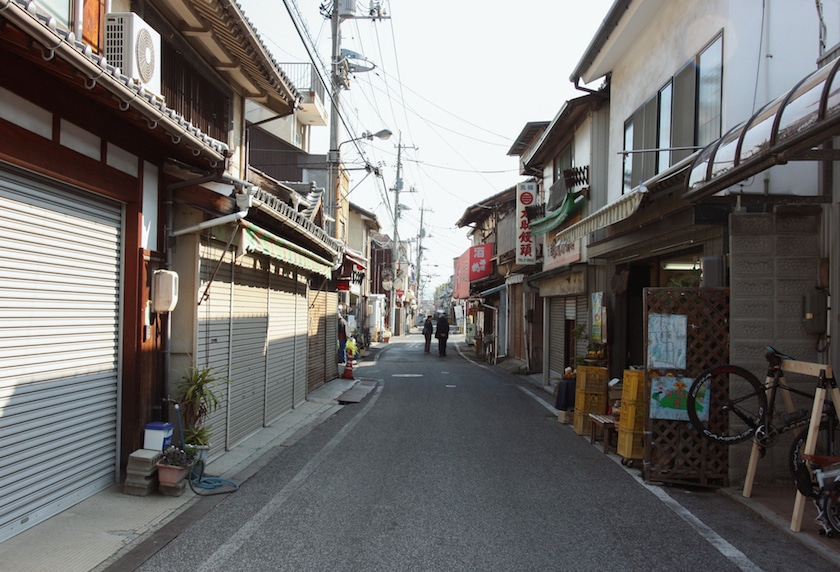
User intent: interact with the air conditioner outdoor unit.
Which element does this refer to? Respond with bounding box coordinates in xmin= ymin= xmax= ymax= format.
xmin=105 ymin=12 xmax=161 ymax=97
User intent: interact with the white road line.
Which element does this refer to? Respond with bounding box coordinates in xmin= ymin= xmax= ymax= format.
xmin=519 ymin=387 xmax=764 ymax=572
xmin=196 ymin=383 xmax=384 ymax=572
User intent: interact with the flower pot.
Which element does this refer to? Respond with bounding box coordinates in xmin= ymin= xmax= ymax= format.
xmin=156 ymin=463 xmax=189 ymax=487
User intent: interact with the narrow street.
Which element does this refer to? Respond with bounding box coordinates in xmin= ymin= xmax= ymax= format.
xmin=130 ymin=335 xmax=837 ymax=572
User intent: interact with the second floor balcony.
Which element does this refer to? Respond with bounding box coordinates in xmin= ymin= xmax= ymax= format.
xmin=280 ymin=62 xmax=328 ymax=127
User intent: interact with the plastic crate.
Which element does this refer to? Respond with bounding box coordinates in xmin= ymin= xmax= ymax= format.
xmin=617 ymin=428 xmax=645 ymax=460
xmin=618 ymin=400 xmax=646 ymax=432
xmin=622 ymin=369 xmax=646 ymax=403
xmin=577 ymin=366 xmax=608 ymax=392
xmin=574 ymin=389 xmax=607 ymax=414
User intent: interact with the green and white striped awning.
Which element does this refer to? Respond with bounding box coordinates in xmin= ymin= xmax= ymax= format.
xmin=240 ymin=221 xmax=333 ymax=277
xmin=551 ymin=188 xmax=646 ymax=244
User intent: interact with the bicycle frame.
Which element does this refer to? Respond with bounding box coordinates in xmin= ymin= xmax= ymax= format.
xmin=755 ymin=362 xmax=820 ymax=447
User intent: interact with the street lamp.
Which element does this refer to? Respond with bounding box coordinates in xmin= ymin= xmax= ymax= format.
xmin=327 ymin=127 xmax=392 ymax=239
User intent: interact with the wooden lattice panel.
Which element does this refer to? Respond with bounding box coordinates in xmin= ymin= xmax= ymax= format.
xmin=643 ymin=288 xmax=730 ymax=488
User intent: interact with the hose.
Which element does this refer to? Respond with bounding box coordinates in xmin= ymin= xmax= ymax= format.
xmin=166 ymin=398 xmax=239 ymax=496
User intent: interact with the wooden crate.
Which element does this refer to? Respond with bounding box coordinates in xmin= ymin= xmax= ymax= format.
xmin=574 ymin=389 xmax=607 ymax=415
xmin=573 ymin=410 xmax=590 ymax=435
xmin=622 ymin=369 xmax=646 ymax=403
xmin=577 ymin=366 xmax=608 ymax=392
xmin=617 ymin=428 xmax=645 ymax=460
xmin=618 ymin=400 xmax=646 ymax=432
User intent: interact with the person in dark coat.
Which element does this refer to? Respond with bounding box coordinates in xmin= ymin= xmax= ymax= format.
xmin=422 ymin=315 xmax=434 ymax=353
xmin=435 ymin=314 xmax=450 ymax=356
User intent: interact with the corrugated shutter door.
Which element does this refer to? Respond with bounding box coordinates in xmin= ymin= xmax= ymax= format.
xmin=576 ymin=295 xmax=589 ymax=357
xmin=294 ymin=277 xmax=308 ymax=406
xmin=307 ymin=285 xmax=327 ymax=392
xmin=228 ymin=254 xmax=268 ymax=446
xmin=548 ymin=298 xmax=565 ymax=375
xmin=326 ymin=291 xmax=338 ymax=379
xmin=0 ymin=172 xmax=121 ymax=542
xmin=266 ymin=268 xmax=296 ymax=422
xmin=198 ymin=240 xmax=232 ymax=453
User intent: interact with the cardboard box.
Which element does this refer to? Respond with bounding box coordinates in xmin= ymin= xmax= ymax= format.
xmin=557 ymin=409 xmax=574 ymax=424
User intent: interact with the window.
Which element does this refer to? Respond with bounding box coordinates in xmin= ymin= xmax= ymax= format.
xmin=548 ymin=141 xmax=574 ymax=210
xmin=623 ymin=120 xmax=634 ymax=194
xmin=658 ymin=82 xmax=673 ymax=173
xmin=40 ymin=0 xmax=103 ymax=50
xmin=697 ymin=36 xmax=723 ymax=146
xmin=623 ymin=33 xmax=723 ymax=185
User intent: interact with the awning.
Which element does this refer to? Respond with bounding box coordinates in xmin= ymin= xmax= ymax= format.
xmin=685 ymin=55 xmax=840 ymax=201
xmin=550 ymin=187 xmax=647 ymax=245
xmin=240 ymin=221 xmax=333 ymax=277
xmin=480 ymin=284 xmax=507 ymax=297
xmin=343 ymin=248 xmax=367 ymax=269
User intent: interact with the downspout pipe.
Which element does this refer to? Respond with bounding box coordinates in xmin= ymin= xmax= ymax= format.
xmin=572 ymin=76 xmax=610 ymax=99
xmin=162 ymin=170 xmax=233 ymax=401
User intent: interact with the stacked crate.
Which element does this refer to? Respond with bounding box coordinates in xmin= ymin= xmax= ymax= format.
xmin=573 ymin=366 xmax=608 ymax=436
xmin=617 ymin=369 xmax=646 ymax=461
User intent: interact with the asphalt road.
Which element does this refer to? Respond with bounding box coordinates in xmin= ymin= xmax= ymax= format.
xmin=132 ymin=335 xmax=838 ymax=572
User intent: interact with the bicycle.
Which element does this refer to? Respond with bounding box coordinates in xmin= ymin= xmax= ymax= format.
xmin=686 ymin=347 xmax=839 ymax=479
xmin=794 ymin=453 xmax=840 ymax=536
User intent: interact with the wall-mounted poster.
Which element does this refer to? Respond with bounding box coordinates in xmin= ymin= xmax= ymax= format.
xmin=647 ymin=313 xmax=687 ymax=369
xmin=591 ymin=292 xmax=605 ymax=343
xmin=650 ymin=376 xmax=708 ymax=421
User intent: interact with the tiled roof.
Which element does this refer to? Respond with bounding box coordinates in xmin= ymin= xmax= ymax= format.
xmin=1 ymin=0 xmax=229 ymax=163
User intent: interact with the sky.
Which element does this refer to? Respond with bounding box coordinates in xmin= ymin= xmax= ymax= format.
xmin=238 ymin=0 xmax=615 ymax=298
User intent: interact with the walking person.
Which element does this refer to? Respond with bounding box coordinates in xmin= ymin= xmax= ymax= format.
xmin=435 ymin=313 xmax=450 ymax=356
xmin=422 ymin=315 xmax=434 ymax=353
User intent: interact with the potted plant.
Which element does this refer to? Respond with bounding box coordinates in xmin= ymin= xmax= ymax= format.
xmin=176 ymin=366 xmax=229 ymax=461
xmin=156 ymin=445 xmax=196 ymax=486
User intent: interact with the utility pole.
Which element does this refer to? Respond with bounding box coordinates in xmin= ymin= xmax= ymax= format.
xmin=389 ymin=133 xmax=416 ymax=336
xmin=326 ymin=0 xmax=388 ymax=239
xmin=415 ymin=202 xmax=432 ymax=309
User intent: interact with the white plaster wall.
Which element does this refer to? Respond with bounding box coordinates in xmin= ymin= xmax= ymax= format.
xmin=602 ymin=0 xmax=837 ymax=201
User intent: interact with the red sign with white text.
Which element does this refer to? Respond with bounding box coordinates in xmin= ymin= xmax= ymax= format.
xmin=454 ymin=244 xmax=493 ymax=299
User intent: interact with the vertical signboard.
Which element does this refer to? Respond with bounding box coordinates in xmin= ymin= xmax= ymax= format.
xmin=516 ymin=182 xmax=536 ymax=265
xmin=469 ymin=244 xmax=491 ymax=281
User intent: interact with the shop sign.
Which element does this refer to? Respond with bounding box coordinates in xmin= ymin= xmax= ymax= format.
xmin=516 ymin=182 xmax=536 ymax=265
xmin=544 ymin=235 xmax=581 ymax=271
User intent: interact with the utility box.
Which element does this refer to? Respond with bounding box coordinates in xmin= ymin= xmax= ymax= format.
xmin=152 ymin=269 xmax=178 ymax=313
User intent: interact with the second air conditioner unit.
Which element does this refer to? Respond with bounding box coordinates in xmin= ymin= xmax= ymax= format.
xmin=105 ymin=12 xmax=162 ymax=97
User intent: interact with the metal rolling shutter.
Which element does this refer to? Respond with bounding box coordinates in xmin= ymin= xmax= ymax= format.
xmin=228 ymin=254 xmax=268 ymax=446
xmin=576 ymin=295 xmax=589 ymax=357
xmin=198 ymin=240 xmax=233 ymax=453
xmin=266 ymin=267 xmax=296 ymax=422
xmin=548 ymin=298 xmax=565 ymax=375
xmin=0 ymin=172 xmax=121 ymax=542
xmin=307 ymin=284 xmax=328 ymax=392
xmin=293 ymin=277 xmax=308 ymax=406
xmin=325 ymin=291 xmax=338 ymax=379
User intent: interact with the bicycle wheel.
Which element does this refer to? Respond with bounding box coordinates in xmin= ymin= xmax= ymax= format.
xmin=789 ymin=418 xmax=837 ymax=481
xmin=687 ymin=364 xmax=767 ymax=444
xmin=825 ymin=481 xmax=840 ymax=534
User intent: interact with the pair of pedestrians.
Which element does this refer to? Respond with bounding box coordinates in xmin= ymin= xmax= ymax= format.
xmin=423 ymin=314 xmax=449 ymax=356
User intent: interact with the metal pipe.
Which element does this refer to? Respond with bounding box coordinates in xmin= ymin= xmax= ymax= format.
xmin=172 ymin=211 xmax=248 ymax=237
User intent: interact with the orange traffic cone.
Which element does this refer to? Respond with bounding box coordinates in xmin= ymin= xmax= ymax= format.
xmin=341 ymin=350 xmax=355 ymax=380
